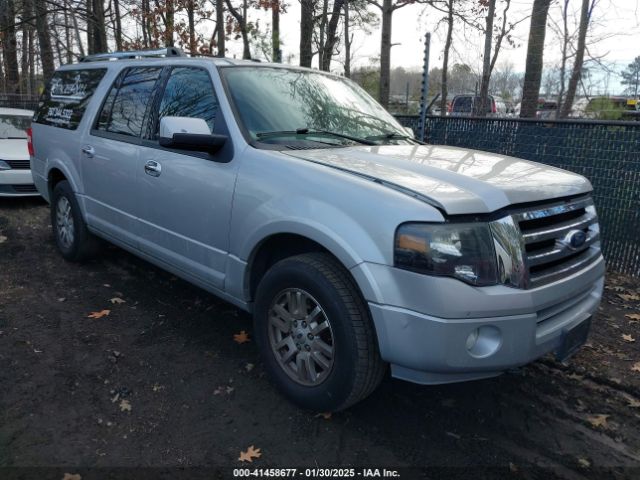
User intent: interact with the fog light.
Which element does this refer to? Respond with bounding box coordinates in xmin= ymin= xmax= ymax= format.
xmin=465 ymin=326 xmax=502 ymax=358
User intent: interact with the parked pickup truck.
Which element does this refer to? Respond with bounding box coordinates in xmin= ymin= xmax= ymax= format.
xmin=31 ymin=48 xmax=604 ymax=411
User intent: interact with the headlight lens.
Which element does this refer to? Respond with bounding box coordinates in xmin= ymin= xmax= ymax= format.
xmin=394 ymin=222 xmax=498 ymax=286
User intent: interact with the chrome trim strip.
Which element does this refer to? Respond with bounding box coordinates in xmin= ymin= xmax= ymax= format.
xmin=522 ymin=209 xmax=598 ymax=244
xmin=527 ymin=231 xmax=600 ymax=267
xmin=529 ymin=247 xmax=602 ymax=287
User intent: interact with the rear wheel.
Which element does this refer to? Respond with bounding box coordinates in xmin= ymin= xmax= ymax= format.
xmin=51 ymin=180 xmax=99 ymax=261
xmin=254 ymin=253 xmax=386 ymax=411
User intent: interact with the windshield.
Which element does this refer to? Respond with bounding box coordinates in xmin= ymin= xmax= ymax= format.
xmin=221 ymin=67 xmax=409 ymax=146
xmin=0 ymin=115 xmax=31 ymax=139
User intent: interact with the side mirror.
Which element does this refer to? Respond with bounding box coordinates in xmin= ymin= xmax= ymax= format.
xmin=159 ymin=116 xmax=227 ymax=154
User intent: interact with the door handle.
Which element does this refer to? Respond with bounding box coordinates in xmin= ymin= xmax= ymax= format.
xmin=144 ymin=160 xmax=162 ymax=177
xmin=81 ymin=145 xmax=95 ymax=158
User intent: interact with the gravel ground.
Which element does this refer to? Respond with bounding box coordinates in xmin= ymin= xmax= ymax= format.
xmin=1 ymin=198 xmax=639 ymax=480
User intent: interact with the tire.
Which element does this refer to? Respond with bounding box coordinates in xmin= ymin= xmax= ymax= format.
xmin=51 ymin=180 xmax=100 ymax=262
xmin=254 ymin=252 xmax=386 ymax=411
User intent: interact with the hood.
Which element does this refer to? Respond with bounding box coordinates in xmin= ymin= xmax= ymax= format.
xmin=0 ymin=139 xmax=29 ymax=160
xmin=282 ymin=144 xmax=592 ymax=215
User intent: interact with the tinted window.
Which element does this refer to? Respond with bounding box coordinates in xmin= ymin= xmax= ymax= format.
xmin=97 ymin=67 xmax=162 ymax=137
xmin=0 ymin=115 xmax=31 ymax=139
xmin=34 ymin=68 xmax=106 ymax=130
xmin=452 ymin=96 xmax=472 ymax=113
xmin=156 ymin=67 xmax=218 ymax=135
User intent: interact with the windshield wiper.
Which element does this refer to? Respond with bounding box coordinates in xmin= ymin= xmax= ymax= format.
xmin=256 ymin=128 xmax=377 ymax=146
xmin=366 ymin=132 xmax=424 ymax=144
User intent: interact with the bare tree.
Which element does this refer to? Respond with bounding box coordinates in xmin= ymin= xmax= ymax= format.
xmin=366 ymin=0 xmax=417 ymax=109
xmin=225 ymin=0 xmax=252 ymax=59
xmin=1 ymin=0 xmax=20 ymax=93
xmin=520 ymin=0 xmax=551 ymax=118
xmin=32 ymin=0 xmax=55 ymax=80
xmin=559 ymin=0 xmax=596 ymax=117
xmin=299 ymin=0 xmax=314 ymax=67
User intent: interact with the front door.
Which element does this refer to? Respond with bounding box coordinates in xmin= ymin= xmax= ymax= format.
xmin=136 ymin=66 xmax=238 ymax=290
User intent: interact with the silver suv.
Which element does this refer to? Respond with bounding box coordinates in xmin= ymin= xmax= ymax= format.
xmin=31 ymin=48 xmax=604 ymax=411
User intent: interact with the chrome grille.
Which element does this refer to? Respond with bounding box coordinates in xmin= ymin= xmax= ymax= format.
xmin=515 ymin=197 xmax=601 ymax=288
xmin=5 ymin=159 xmax=31 ymax=169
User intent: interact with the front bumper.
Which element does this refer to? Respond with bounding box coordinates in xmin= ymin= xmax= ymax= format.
xmin=0 ymin=169 xmax=38 ymax=196
xmin=353 ymin=255 xmax=605 ymax=385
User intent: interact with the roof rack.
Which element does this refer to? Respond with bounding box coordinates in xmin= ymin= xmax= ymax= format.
xmin=80 ymin=47 xmax=186 ymax=63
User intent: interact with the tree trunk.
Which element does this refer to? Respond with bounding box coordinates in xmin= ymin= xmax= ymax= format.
xmin=343 ymin=0 xmax=350 ymax=77
xmin=440 ymin=0 xmax=454 ymax=116
xmin=64 ymin=0 xmax=74 ymax=62
xmin=559 ymin=0 xmax=591 ymax=118
xmin=114 ymin=0 xmax=123 ymax=50
xmin=320 ymin=0 xmax=344 ymax=71
xmin=165 ymin=0 xmax=175 ymax=46
xmin=476 ymin=0 xmax=495 ymax=116
xmin=299 ymin=0 xmax=314 ymax=67
xmin=33 ymin=0 xmax=55 ymax=81
xmin=187 ymin=0 xmax=196 ymax=53
xmin=216 ymin=0 xmax=225 ymax=56
xmin=318 ymin=0 xmax=328 ymax=68
xmin=1 ymin=0 xmax=21 ymax=94
xmin=555 ymin=0 xmax=569 ymax=118
xmin=224 ymin=0 xmax=251 ymax=59
xmin=272 ymin=0 xmax=281 ymax=62
xmin=378 ymin=0 xmax=393 ymax=108
xmin=86 ymin=0 xmax=95 ymax=54
xmin=520 ymin=0 xmax=551 ymax=118
xmin=71 ymin=3 xmax=86 ymax=57
xmin=21 ymin=14 xmax=29 ymax=93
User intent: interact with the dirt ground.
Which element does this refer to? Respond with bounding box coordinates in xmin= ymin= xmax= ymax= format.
xmin=1 ymin=198 xmax=639 ymax=480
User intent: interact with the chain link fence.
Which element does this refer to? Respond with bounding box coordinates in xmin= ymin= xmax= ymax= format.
xmin=0 ymin=94 xmax=40 ymax=111
xmin=396 ymin=115 xmax=640 ymax=277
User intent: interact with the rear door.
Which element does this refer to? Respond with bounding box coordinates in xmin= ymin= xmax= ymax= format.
xmin=136 ymin=66 xmax=238 ymax=290
xmin=82 ymin=66 xmax=163 ymax=247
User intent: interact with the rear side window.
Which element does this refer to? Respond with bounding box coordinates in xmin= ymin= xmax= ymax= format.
xmin=34 ymin=68 xmax=107 ymax=130
xmin=156 ymin=67 xmax=218 ymax=135
xmin=96 ymin=67 xmax=162 ymax=138
xmin=452 ymin=96 xmax=472 ymax=113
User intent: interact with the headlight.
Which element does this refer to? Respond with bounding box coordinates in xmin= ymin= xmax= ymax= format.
xmin=394 ymin=222 xmax=498 ymax=286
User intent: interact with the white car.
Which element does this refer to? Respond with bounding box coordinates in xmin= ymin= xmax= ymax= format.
xmin=0 ymin=107 xmax=37 ymax=196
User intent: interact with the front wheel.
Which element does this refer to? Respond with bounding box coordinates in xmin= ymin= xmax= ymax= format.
xmin=254 ymin=253 xmax=386 ymax=411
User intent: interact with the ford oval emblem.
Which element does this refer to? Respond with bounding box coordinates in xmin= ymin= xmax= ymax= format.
xmin=562 ymin=229 xmax=587 ymax=250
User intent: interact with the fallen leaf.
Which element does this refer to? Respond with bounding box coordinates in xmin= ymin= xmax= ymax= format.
xmin=103 ymin=284 xmax=111 ymax=288
xmin=244 ymin=363 xmax=255 ymax=372
xmin=238 ymin=445 xmax=262 ymax=463
xmin=315 ymin=412 xmax=332 ymax=420
xmin=509 ymin=463 xmax=518 ymax=473
xmin=62 ymin=474 xmax=82 ymax=480
xmin=58 ymin=297 xmax=66 ymax=302
xmin=587 ymin=414 xmax=609 ymax=429
xmin=632 ymin=362 xmax=640 ymax=373
xmin=110 ymin=297 xmax=126 ymax=304
xmin=152 ymin=383 xmax=164 ymax=392
xmin=119 ymin=399 xmax=132 ymax=412
xmin=88 ymin=310 xmax=110 ymax=319
xmin=606 ymin=285 xmax=624 ymax=292
xmin=0 ymin=235 xmax=7 ymax=243
xmin=619 ymin=293 xmax=640 ymax=302
xmin=445 ymin=431 xmax=461 ymax=440
xmin=625 ymin=313 xmax=640 ymax=321
xmin=626 ymin=398 xmax=640 ymax=408
xmin=213 ymin=385 xmax=234 ymax=396
xmin=233 ymin=330 xmax=250 ymax=344
xmin=622 ymin=334 xmax=636 ymax=343
xmin=578 ymin=457 xmax=591 ymax=468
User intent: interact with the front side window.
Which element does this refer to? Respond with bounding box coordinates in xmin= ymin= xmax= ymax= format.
xmin=157 ymin=67 xmax=219 ymax=135
xmin=96 ymin=67 xmax=162 ymax=137
xmin=0 ymin=115 xmax=31 ymax=139
xmin=221 ymin=67 xmax=409 ymax=146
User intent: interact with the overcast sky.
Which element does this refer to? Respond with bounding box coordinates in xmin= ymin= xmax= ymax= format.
xmin=217 ymin=0 xmax=640 ymax=92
